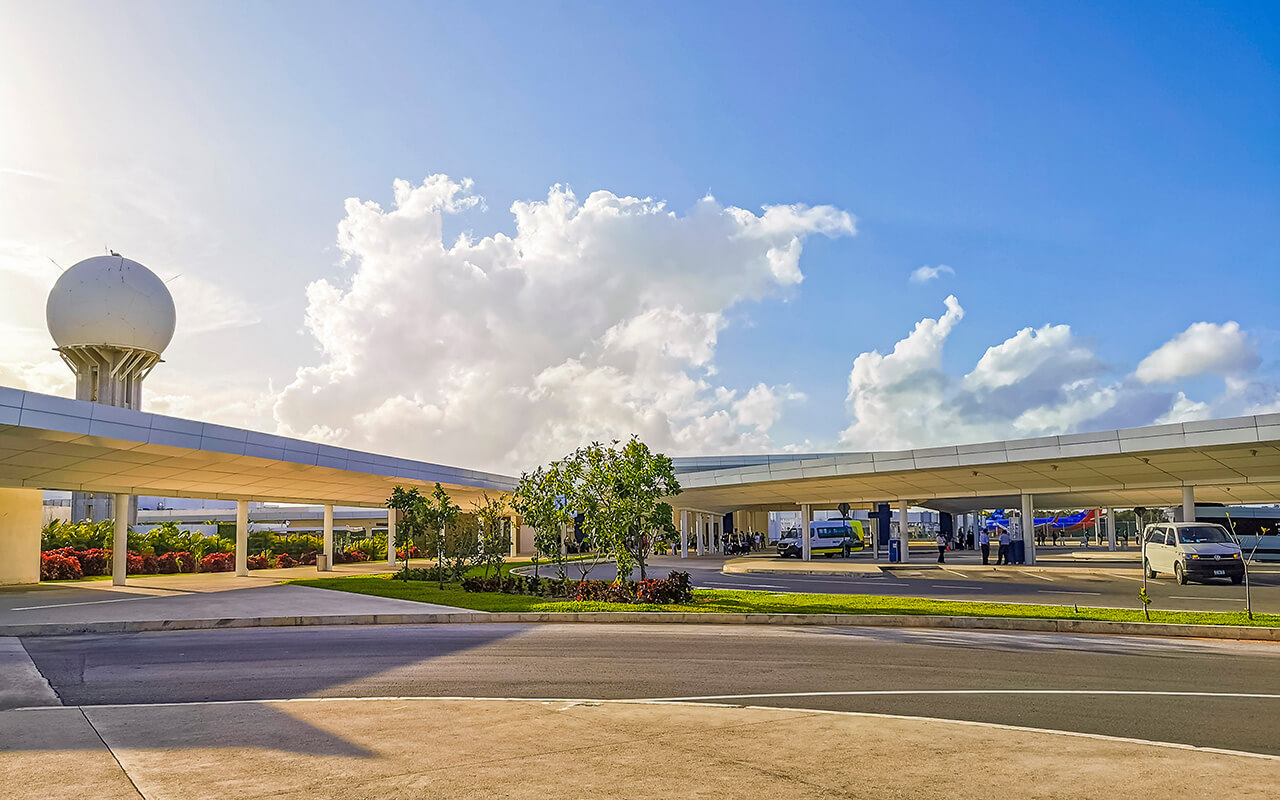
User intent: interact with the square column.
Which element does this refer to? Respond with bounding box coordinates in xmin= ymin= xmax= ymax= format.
xmin=386 ymin=506 xmax=397 ymax=567
xmin=235 ymin=499 xmax=249 ymax=576
xmin=1182 ymin=486 xmax=1196 ymax=524
xmin=509 ymin=516 xmax=521 ymax=557
xmin=680 ymin=510 xmax=689 ymax=558
xmin=801 ymin=503 xmax=812 ymax=561
xmin=322 ymin=503 xmax=334 ymax=571
xmin=898 ymin=500 xmax=911 ymax=563
xmin=1021 ymin=493 xmax=1036 ymax=565
xmin=112 ymin=493 xmax=129 ymax=586
xmin=1106 ymin=508 xmax=1117 ymax=550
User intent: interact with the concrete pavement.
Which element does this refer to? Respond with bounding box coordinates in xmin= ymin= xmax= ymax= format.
xmin=19 ymin=623 xmax=1280 ymax=754
xmin=3 ymin=697 xmax=1276 ymax=799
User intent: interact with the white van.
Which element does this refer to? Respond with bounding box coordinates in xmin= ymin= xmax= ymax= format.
xmin=1142 ymin=522 xmax=1244 ymax=585
xmin=777 ymin=520 xmax=865 ymax=558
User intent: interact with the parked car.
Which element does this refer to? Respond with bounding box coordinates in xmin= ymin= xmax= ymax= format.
xmin=776 ymin=521 xmax=864 ymax=558
xmin=1142 ymin=522 xmax=1245 ymax=585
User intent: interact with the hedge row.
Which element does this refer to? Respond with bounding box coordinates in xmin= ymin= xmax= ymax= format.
xmin=39 ymin=547 xmax=376 ymax=580
xmin=459 ymin=571 xmax=694 ymax=605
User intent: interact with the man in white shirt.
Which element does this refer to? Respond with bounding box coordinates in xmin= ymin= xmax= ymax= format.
xmin=979 ymin=529 xmax=991 ymax=565
xmin=997 ymin=526 xmax=1012 ymax=565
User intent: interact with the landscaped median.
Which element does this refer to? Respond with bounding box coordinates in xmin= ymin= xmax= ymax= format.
xmin=289 ymin=572 xmax=1280 ymax=631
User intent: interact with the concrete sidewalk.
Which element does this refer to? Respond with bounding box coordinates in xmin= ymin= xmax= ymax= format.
xmin=2 ymin=698 xmax=1275 ymax=799
xmin=0 ymin=565 xmax=463 ymax=630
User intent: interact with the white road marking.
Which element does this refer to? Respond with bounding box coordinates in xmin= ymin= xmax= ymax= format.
xmin=638 ymin=689 xmax=1280 ymax=702
xmin=26 ymin=694 xmax=1279 ymax=762
xmin=932 ymin=584 xmax=982 ymax=591
xmin=1017 ymin=570 xmax=1055 ymax=582
xmin=1105 ymin=572 xmax=1144 ymax=582
xmin=1168 ymin=596 xmax=1245 ymax=602
xmin=11 ymin=596 xmax=151 ymax=611
xmin=1038 ymin=590 xmax=1102 ymax=596
xmin=938 ymin=568 xmax=967 ymax=578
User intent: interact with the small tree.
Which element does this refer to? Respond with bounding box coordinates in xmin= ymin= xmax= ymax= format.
xmin=512 ymin=463 xmax=574 ymax=579
xmin=564 ymin=436 xmax=681 ymax=583
xmin=386 ymin=486 xmax=426 ymax=580
xmin=473 ymin=492 xmax=510 ymax=579
xmin=422 ymin=483 xmax=462 ymax=588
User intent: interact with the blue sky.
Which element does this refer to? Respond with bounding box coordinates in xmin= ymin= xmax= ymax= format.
xmin=1 ymin=1 xmax=1277 ymax=470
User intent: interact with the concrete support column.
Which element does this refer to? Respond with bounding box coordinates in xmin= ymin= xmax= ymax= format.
xmin=112 ymin=493 xmax=129 ymax=586
xmin=1106 ymin=508 xmax=1117 ymax=550
xmin=1182 ymin=486 xmax=1196 ymax=524
xmin=898 ymin=500 xmax=910 ymax=563
xmin=0 ymin=488 xmax=41 ymax=586
xmin=680 ymin=510 xmax=689 ymax=558
xmin=696 ymin=514 xmax=705 ymax=556
xmin=235 ymin=499 xmax=249 ymax=576
xmin=1021 ymin=493 xmax=1036 ymax=565
xmin=386 ymin=506 xmax=397 ymax=567
xmin=509 ymin=516 xmax=520 ymax=557
xmin=322 ymin=503 xmax=334 ymax=571
xmin=800 ymin=503 xmax=812 ymax=561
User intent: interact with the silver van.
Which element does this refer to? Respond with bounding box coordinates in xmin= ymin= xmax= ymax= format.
xmin=1142 ymin=522 xmax=1244 ymax=585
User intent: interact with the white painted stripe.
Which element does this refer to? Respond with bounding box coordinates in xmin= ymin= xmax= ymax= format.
xmin=638 ymin=689 xmax=1280 ymax=702
xmin=1039 ymin=590 xmax=1102 ymax=596
xmin=1017 ymin=570 xmax=1055 ymax=582
xmin=932 ymin=584 xmax=982 ymax=591
xmin=21 ymin=694 xmax=1278 ymax=762
xmin=939 ymin=568 xmax=967 ymax=578
xmin=1169 ymin=596 xmax=1245 ymax=602
xmin=12 ymin=596 xmax=150 ymax=611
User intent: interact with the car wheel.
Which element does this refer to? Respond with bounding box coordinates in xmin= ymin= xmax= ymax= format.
xmin=1231 ymin=575 xmax=1243 ymax=585
xmin=1175 ymin=562 xmax=1187 ymax=585
xmin=1144 ymin=559 xmax=1156 ymax=579
xmin=825 ymin=552 xmax=834 ymax=558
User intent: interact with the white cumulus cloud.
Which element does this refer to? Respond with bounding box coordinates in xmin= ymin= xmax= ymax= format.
xmin=1133 ymin=321 xmax=1258 ymax=384
xmin=909 ymin=264 xmax=954 ymax=284
xmin=273 ymin=176 xmax=854 ymax=471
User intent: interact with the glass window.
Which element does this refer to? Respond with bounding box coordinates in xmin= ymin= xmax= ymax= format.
xmin=1145 ymin=528 xmax=1166 ymax=544
xmin=1176 ymin=526 xmax=1232 ymax=544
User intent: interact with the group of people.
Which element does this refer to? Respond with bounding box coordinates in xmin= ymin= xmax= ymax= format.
xmin=934 ymin=525 xmax=1026 ymax=565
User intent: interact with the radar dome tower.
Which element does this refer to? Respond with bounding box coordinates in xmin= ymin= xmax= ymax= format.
xmin=46 ymin=254 xmax=177 ymax=522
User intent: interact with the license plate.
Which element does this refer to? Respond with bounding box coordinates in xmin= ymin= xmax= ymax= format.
xmin=1214 ymin=570 xmax=1225 ymax=576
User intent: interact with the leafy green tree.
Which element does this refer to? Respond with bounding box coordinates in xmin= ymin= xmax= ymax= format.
xmin=387 ymin=486 xmax=426 ymax=580
xmin=564 ymin=436 xmax=681 ymax=583
xmin=512 ymin=463 xmax=574 ymax=578
xmin=473 ymin=492 xmax=510 ymax=579
xmin=415 ymin=483 xmax=462 ymax=587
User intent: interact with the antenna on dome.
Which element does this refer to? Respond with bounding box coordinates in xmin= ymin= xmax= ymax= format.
xmin=47 ymin=257 xmax=64 ymax=273
xmin=165 ymin=273 xmax=183 ymax=284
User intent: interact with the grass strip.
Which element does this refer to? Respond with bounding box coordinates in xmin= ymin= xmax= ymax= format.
xmin=289 ymin=574 xmax=1280 ymax=627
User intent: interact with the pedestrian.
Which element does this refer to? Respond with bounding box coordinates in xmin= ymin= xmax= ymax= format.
xmin=979 ymin=528 xmax=991 ymax=565
xmin=936 ymin=531 xmax=947 ymax=563
xmin=996 ymin=527 xmax=1011 ymax=565
xmin=967 ymin=529 xmax=975 ymax=550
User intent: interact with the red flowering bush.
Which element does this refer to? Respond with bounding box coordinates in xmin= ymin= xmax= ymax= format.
xmin=173 ymin=551 xmax=197 ymax=573
xmin=198 ymin=552 xmax=235 ymax=572
xmin=636 ymin=571 xmax=693 ymax=604
xmin=246 ymin=553 xmax=270 ymax=570
xmin=300 ymin=551 xmax=317 ymax=565
xmin=126 ymin=553 xmax=158 ymax=575
xmin=76 ymin=548 xmax=111 ymax=576
xmin=275 ymin=553 xmax=296 ymax=569
xmin=334 ymin=549 xmax=369 ymax=564
xmin=396 ymin=545 xmax=421 ymax=559
xmin=155 ymin=551 xmax=196 ymax=574
xmin=40 ymin=552 xmax=83 ymax=581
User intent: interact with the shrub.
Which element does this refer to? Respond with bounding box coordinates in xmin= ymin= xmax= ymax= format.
xmin=300 ymin=551 xmax=317 ymax=566
xmin=40 ymin=552 xmax=83 ymax=581
xmin=156 ymin=552 xmax=180 ymax=574
xmin=334 ymin=549 xmax=370 ymax=564
xmin=275 ymin=553 xmax=296 ymax=569
xmin=247 ymin=552 xmax=270 ymax=570
xmin=198 ymin=552 xmax=235 ymax=572
xmin=77 ymin=548 xmax=111 ymax=577
xmin=637 ymin=571 xmax=693 ymax=604
xmin=396 ymin=545 xmax=421 ymax=559
xmin=126 ymin=553 xmax=158 ymax=574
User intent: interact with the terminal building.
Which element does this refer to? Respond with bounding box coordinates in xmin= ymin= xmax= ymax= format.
xmin=3 ymin=254 xmax=1280 ymax=584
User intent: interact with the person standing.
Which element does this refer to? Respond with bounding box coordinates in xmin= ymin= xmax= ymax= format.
xmin=996 ymin=526 xmax=1011 ymax=565
xmin=979 ymin=528 xmax=991 ymax=565
xmin=936 ymin=531 xmax=947 ymax=563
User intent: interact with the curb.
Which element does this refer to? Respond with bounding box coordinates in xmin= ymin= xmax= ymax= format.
xmin=3 ymin=612 xmax=1279 ymax=642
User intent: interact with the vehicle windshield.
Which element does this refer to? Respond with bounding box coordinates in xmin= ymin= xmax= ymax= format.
xmin=1177 ymin=526 xmax=1233 ymax=544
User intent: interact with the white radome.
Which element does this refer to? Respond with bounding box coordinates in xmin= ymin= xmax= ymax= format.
xmin=46 ymin=255 xmax=177 ymax=355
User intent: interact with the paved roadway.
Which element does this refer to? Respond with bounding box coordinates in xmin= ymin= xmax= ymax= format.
xmin=20 ymin=623 xmax=1280 ymax=756
xmin=561 ymin=553 xmax=1280 ymax=614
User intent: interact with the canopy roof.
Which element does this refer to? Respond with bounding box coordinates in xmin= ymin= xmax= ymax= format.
xmin=0 ymin=387 xmax=514 ymax=507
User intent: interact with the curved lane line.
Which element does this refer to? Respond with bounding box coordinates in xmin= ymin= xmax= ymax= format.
xmin=14 ymin=694 xmax=1278 ymax=762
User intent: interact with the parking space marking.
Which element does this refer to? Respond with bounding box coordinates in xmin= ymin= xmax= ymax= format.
xmin=1017 ymin=570 xmax=1055 ymax=582
xmin=1038 ymin=590 xmax=1102 ymax=596
xmin=12 ymin=596 xmax=151 ymax=611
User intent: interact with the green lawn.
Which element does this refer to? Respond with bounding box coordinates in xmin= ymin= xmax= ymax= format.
xmin=289 ymin=573 xmax=1280 ymax=627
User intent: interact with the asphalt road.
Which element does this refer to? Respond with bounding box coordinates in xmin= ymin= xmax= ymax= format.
xmin=564 ymin=554 xmax=1280 ymax=614
xmin=22 ymin=623 xmax=1280 ymax=756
